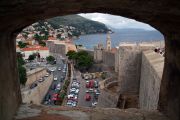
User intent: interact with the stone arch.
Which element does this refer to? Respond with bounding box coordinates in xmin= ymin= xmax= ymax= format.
xmin=0 ymin=1 xmax=180 ymax=120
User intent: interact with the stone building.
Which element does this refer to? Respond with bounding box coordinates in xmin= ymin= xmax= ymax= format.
xmin=93 ymin=33 xmax=116 ymax=67
xmin=94 ymin=43 xmax=104 ymax=63
xmin=106 ymin=32 xmax=111 ymax=51
xmin=46 ymin=39 xmax=77 ymax=63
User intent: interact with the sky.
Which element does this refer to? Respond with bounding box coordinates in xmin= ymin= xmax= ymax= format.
xmin=79 ymin=13 xmax=155 ymax=30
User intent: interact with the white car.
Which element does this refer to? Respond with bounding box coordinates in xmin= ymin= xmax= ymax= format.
xmin=68 ymin=94 xmax=74 ymax=99
xmin=56 ymin=83 xmax=61 ymax=90
xmin=45 ymin=73 xmax=49 ymax=77
xmin=70 ymin=88 xmax=76 ymax=93
xmin=67 ymin=101 xmax=72 ymax=106
xmin=74 ymin=95 xmax=78 ymax=100
xmin=92 ymin=102 xmax=97 ymax=107
xmin=89 ymin=88 xmax=93 ymax=92
xmin=54 ymin=77 xmax=58 ymax=81
xmin=38 ymin=78 xmax=44 ymax=82
xmin=71 ymin=101 xmax=77 ymax=107
xmin=75 ymin=89 xmax=79 ymax=94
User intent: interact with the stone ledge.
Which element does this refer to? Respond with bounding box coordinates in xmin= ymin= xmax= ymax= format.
xmin=15 ymin=104 xmax=169 ymax=120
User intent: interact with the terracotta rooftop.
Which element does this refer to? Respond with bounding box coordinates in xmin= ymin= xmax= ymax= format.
xmin=21 ymin=47 xmax=49 ymax=51
xmin=48 ymin=36 xmax=56 ymax=40
xmin=111 ymin=48 xmax=117 ymax=53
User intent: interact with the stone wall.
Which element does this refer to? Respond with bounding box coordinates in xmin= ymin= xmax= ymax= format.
xmin=54 ymin=43 xmax=67 ymax=57
xmin=118 ymin=45 xmax=142 ymax=94
xmin=139 ymin=50 xmax=164 ymax=110
xmin=97 ymin=88 xmax=119 ymax=108
xmin=26 ymin=68 xmax=47 ymax=86
xmin=21 ymin=74 xmax=53 ymax=104
xmin=102 ymin=51 xmax=115 ymax=67
xmin=118 ymin=43 xmax=155 ymax=94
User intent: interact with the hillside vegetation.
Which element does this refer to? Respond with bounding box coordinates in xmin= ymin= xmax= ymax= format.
xmin=47 ymin=15 xmax=110 ymax=35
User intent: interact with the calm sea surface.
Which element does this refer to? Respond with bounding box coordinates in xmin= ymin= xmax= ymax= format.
xmin=73 ymin=29 xmax=164 ymax=50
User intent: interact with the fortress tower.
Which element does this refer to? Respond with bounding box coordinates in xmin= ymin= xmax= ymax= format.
xmin=106 ymin=32 xmax=111 ymax=51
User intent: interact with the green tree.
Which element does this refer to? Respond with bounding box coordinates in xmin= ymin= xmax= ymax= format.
xmin=28 ymin=54 xmax=36 ymax=61
xmin=66 ymin=50 xmax=77 ymax=60
xmin=17 ymin=52 xmax=27 ymax=85
xmin=18 ymin=65 xmax=27 ymax=85
xmin=46 ymin=55 xmax=55 ymax=64
xmin=18 ymin=41 xmax=27 ymax=48
xmin=39 ymin=41 xmax=46 ymax=46
xmin=66 ymin=50 xmax=93 ymax=72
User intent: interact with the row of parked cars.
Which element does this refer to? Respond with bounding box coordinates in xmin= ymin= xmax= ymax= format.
xmin=66 ymin=78 xmax=80 ymax=107
xmin=30 ymin=72 xmax=50 ymax=89
xmin=84 ymin=79 xmax=100 ymax=107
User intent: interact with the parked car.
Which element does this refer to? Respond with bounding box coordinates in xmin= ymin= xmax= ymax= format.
xmin=70 ymin=88 xmax=76 ymax=93
xmin=38 ymin=78 xmax=44 ymax=82
xmin=30 ymin=83 xmax=37 ymax=89
xmin=68 ymin=94 xmax=74 ymax=99
xmin=89 ymin=88 xmax=94 ymax=93
xmin=95 ymin=89 xmax=100 ymax=95
xmin=75 ymin=89 xmax=79 ymax=94
xmin=45 ymin=73 xmax=49 ymax=77
xmin=54 ymin=77 xmax=58 ymax=81
xmin=85 ymin=93 xmax=91 ymax=101
xmin=58 ymin=67 xmax=61 ymax=71
xmin=51 ymin=93 xmax=60 ymax=102
xmin=92 ymin=102 xmax=97 ymax=107
xmin=71 ymin=101 xmax=77 ymax=107
xmin=56 ymin=83 xmax=61 ymax=90
xmin=51 ymin=84 xmax=56 ymax=90
xmin=94 ymin=81 xmax=98 ymax=88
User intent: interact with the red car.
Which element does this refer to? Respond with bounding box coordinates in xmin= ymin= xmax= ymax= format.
xmin=86 ymin=83 xmax=90 ymax=88
xmin=85 ymin=93 xmax=91 ymax=101
xmin=51 ymin=93 xmax=60 ymax=101
xmin=89 ymin=80 xmax=94 ymax=88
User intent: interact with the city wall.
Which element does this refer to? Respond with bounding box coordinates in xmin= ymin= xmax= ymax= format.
xmin=139 ymin=50 xmax=164 ymax=110
xmin=118 ymin=46 xmax=142 ymax=94
xmin=118 ymin=43 xmax=155 ymax=94
xmin=97 ymin=43 xmax=164 ymax=110
xmin=21 ymin=74 xmax=53 ymax=105
xmin=26 ymin=67 xmax=47 ymax=86
xmin=102 ymin=51 xmax=115 ymax=67
xmin=97 ymin=88 xmax=119 ymax=108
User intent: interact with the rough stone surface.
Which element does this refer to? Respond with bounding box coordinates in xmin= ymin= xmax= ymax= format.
xmin=26 ymin=68 xmax=47 ymax=86
xmin=14 ymin=104 xmax=169 ymax=120
xmin=139 ymin=51 xmax=164 ymax=110
xmin=21 ymin=74 xmax=53 ymax=104
xmin=0 ymin=0 xmax=180 ymax=120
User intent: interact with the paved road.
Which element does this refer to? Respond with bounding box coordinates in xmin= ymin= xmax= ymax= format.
xmin=43 ymin=58 xmax=67 ymax=105
xmin=74 ymin=70 xmax=96 ymax=107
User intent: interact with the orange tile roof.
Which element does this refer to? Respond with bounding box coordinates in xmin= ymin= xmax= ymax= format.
xmin=111 ymin=48 xmax=117 ymax=53
xmin=48 ymin=36 xmax=56 ymax=40
xmin=21 ymin=47 xmax=49 ymax=51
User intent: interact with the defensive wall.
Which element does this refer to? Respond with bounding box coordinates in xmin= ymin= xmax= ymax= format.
xmin=139 ymin=50 xmax=164 ymax=110
xmin=26 ymin=67 xmax=47 ymax=86
xmin=97 ymin=43 xmax=164 ymax=110
xmin=102 ymin=50 xmax=115 ymax=67
xmin=97 ymin=77 xmax=119 ymax=107
xmin=118 ymin=43 xmax=155 ymax=94
xmin=21 ymin=74 xmax=53 ymax=105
